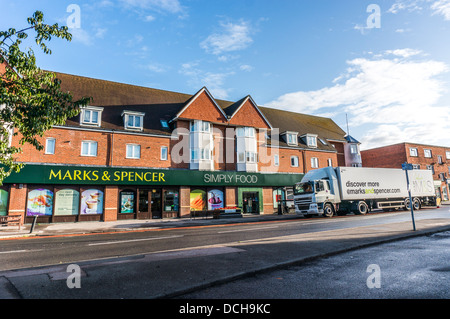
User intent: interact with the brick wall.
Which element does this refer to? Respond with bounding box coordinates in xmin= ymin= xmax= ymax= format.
xmin=361 ymin=143 xmax=407 ymax=168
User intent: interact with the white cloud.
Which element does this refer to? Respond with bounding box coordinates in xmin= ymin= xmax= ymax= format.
xmin=240 ymin=64 xmax=253 ymax=72
xmin=179 ymin=62 xmax=234 ymax=99
xmin=384 ymin=48 xmax=422 ymax=58
xmin=200 ymin=21 xmax=253 ymax=56
xmin=266 ymin=50 xmax=450 ymax=149
xmin=389 ymin=0 xmax=450 ymax=20
xmin=431 ymin=0 xmax=450 ymax=20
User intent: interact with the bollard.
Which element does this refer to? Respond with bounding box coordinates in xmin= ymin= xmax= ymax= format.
xmin=29 ymin=215 xmax=38 ymax=234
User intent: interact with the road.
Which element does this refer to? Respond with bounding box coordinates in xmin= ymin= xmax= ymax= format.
xmin=180 ymin=229 xmax=450 ymax=299
xmin=0 ymin=206 xmax=449 ymax=300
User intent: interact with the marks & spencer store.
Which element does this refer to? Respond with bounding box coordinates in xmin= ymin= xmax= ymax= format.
xmin=2 ymin=164 xmax=302 ymax=223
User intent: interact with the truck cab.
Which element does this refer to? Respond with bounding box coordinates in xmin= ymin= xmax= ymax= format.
xmin=294 ymin=177 xmax=336 ymax=217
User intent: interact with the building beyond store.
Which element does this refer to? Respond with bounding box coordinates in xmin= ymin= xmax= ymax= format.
xmin=1 ymin=71 xmax=361 ymax=223
xmin=361 ymin=142 xmax=450 ymax=202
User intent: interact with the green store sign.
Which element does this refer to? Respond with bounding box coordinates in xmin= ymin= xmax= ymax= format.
xmin=4 ymin=164 xmax=303 ymax=187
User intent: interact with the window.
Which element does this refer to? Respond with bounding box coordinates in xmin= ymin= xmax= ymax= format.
xmin=45 ymin=138 xmax=55 ymax=155
xmin=438 ymin=155 xmax=443 ymax=164
xmin=412 ymin=164 xmax=420 ymax=169
xmin=161 ymin=146 xmax=168 ymax=161
xmin=424 ymin=149 xmax=432 ymax=158
xmin=164 ymin=189 xmax=179 ymax=212
xmin=427 ymin=165 xmax=435 ymax=174
xmin=350 ymin=144 xmax=358 ymax=154
xmin=160 ymin=120 xmax=169 ymax=129
xmin=410 ymin=148 xmax=418 ymax=157
xmin=190 ymin=120 xmax=210 ymax=133
xmin=245 ymin=151 xmax=257 ymax=163
xmin=126 ymin=144 xmax=140 ymax=159
xmin=291 ymin=156 xmax=299 ymax=167
xmin=122 ymin=111 xmax=144 ymax=131
xmin=446 ymin=151 xmax=450 ymax=160
xmin=191 ymin=148 xmax=211 ymax=161
xmin=286 ymin=133 xmax=297 ymax=145
xmin=127 ymin=115 xmax=141 ymax=128
xmin=81 ymin=141 xmax=97 ymax=157
xmin=307 ymin=135 xmax=317 ymax=148
xmin=311 ymin=157 xmax=319 ymax=168
xmin=274 ymin=154 xmax=279 ymax=166
xmin=236 ymin=127 xmax=255 ymax=137
xmin=327 ymin=158 xmax=333 ymax=167
xmin=81 ymin=107 xmax=103 ymax=126
xmin=319 ymin=138 xmax=327 ymax=145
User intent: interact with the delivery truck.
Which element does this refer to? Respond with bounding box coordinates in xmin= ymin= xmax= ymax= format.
xmin=294 ymin=167 xmax=436 ymax=217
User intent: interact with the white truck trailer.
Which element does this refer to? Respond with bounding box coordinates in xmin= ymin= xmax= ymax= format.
xmin=294 ymin=167 xmax=436 ymax=217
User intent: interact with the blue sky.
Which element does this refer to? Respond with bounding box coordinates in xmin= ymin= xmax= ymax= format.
xmin=2 ymin=0 xmax=450 ymax=150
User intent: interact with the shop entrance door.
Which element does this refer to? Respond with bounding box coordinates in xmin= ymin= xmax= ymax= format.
xmin=138 ymin=189 xmax=162 ymax=219
xmin=243 ymin=192 xmax=260 ymax=214
xmin=150 ymin=189 xmax=162 ymax=219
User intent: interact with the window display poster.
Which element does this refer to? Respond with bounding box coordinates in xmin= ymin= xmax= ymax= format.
xmin=0 ymin=190 xmax=8 ymax=216
xmin=190 ymin=189 xmax=206 ymax=211
xmin=207 ymin=189 xmax=224 ymax=210
xmin=121 ymin=192 xmax=135 ymax=213
xmin=80 ymin=189 xmax=103 ymax=215
xmin=27 ymin=189 xmax=53 ymax=216
xmin=54 ymin=189 xmax=80 ymax=216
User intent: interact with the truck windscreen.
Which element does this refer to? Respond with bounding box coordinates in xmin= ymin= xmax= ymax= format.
xmin=294 ymin=182 xmax=314 ymax=195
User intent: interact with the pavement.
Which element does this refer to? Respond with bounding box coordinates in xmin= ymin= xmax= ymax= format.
xmin=1 ymin=204 xmax=450 ymax=299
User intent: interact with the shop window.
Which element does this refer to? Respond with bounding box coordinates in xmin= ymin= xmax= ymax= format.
xmin=190 ymin=189 xmax=206 ymax=211
xmin=54 ymin=189 xmax=80 ymax=216
xmin=80 ymin=189 xmax=103 ymax=215
xmin=207 ymin=189 xmax=224 ymax=210
xmin=27 ymin=188 xmax=54 ymax=216
xmin=120 ymin=191 xmax=135 ymax=214
xmin=163 ymin=189 xmax=179 ymax=212
xmin=0 ymin=189 xmax=8 ymax=216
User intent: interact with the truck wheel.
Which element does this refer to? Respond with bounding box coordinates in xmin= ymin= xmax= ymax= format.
xmin=323 ymin=203 xmax=334 ymax=218
xmin=413 ymin=198 xmax=421 ymax=210
xmin=355 ymin=201 xmax=368 ymax=215
xmin=404 ymin=198 xmax=410 ymax=210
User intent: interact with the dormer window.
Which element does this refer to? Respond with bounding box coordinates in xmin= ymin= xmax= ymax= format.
xmin=285 ymin=132 xmax=298 ymax=146
xmin=80 ymin=106 xmax=103 ymax=127
xmin=306 ymin=134 xmax=318 ymax=148
xmin=122 ymin=111 xmax=145 ymax=131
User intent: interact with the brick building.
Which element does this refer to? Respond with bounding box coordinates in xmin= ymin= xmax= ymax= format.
xmin=1 ymin=71 xmax=357 ymax=223
xmin=361 ymin=142 xmax=450 ymax=201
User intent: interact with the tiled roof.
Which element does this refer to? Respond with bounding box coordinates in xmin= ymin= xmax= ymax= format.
xmin=55 ymin=71 xmax=347 ymax=149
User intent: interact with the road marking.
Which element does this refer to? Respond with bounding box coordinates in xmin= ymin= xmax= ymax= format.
xmin=0 ymin=249 xmax=42 ymax=254
xmin=88 ymin=235 xmax=184 ymax=246
xmin=218 ymin=225 xmax=279 ymax=234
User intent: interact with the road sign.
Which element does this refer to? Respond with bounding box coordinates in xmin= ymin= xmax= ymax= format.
xmin=402 ymin=163 xmax=413 ymax=170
